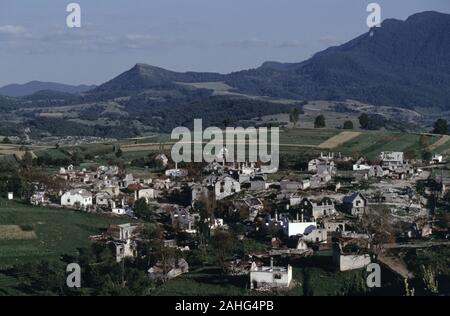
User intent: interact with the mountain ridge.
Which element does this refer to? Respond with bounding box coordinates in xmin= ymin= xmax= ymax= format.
xmin=0 ymin=81 xmax=97 ymax=97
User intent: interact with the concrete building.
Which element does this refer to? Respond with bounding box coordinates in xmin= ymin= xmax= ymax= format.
xmin=380 ymin=151 xmax=404 ymax=168
xmin=214 ymin=175 xmax=241 ymax=200
xmin=95 ymin=191 xmax=113 ymax=207
xmin=250 ymin=259 xmax=292 ymax=290
xmin=333 ymin=242 xmax=371 ymax=271
xmin=138 ymin=188 xmax=159 ymax=201
xmin=294 ymin=197 xmax=336 ymax=219
xmin=342 ymin=192 xmax=367 ymax=217
xmin=61 ymin=189 xmax=92 ymax=209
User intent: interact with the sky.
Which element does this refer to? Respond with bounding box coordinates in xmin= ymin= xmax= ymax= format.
xmin=0 ymin=0 xmax=449 ymax=86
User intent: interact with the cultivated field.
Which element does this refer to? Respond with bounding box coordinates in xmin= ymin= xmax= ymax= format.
xmin=317 ymin=131 xmax=362 ymax=149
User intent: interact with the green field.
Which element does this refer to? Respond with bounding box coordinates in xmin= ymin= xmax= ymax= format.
xmin=154 ymin=252 xmax=378 ymax=296
xmin=0 ymin=200 xmax=127 ymax=268
xmin=335 ymin=132 xmax=439 ymax=158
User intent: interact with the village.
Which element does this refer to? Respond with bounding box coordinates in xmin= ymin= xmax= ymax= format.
xmin=13 ymin=145 xmax=449 ymax=293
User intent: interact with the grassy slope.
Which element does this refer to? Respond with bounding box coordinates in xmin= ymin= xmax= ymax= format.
xmin=0 ymin=199 xmax=126 ymax=268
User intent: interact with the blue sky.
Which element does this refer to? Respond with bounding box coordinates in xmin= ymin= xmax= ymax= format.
xmin=0 ymin=0 xmax=449 ymax=86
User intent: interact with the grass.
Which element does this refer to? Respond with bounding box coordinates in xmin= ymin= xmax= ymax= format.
xmin=0 ymin=199 xmax=127 ymax=268
xmin=153 ymin=266 xmax=248 ymax=296
xmin=153 ymin=251 xmax=375 ymax=296
xmin=0 ymin=225 xmax=37 ymax=240
xmin=279 ymin=128 xmax=338 ymax=146
xmin=336 ymin=132 xmax=438 ymax=159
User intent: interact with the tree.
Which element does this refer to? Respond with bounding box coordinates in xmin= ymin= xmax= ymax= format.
xmin=133 ymin=198 xmax=154 ymax=221
xmin=314 ymin=115 xmax=326 ymax=128
xmin=359 ymin=113 xmax=369 ymax=129
xmin=422 ymin=151 xmax=432 ymax=161
xmin=422 ymin=265 xmax=439 ymax=295
xmin=1 ymin=137 xmax=11 ymax=144
xmin=343 ymin=121 xmax=354 ymax=130
xmin=22 ymin=150 xmax=33 ymax=169
xmin=432 ymin=119 xmax=448 ymax=135
xmin=358 ymin=205 xmax=395 ymax=259
xmin=419 ymin=134 xmax=429 ymax=148
xmin=115 ymin=148 xmax=123 ymax=158
xmin=289 ymin=108 xmax=300 ymax=127
xmin=211 ymin=230 xmax=234 ymax=273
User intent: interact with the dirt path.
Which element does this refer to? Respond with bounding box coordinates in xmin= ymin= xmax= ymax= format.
xmin=427 ymin=135 xmax=450 ymax=151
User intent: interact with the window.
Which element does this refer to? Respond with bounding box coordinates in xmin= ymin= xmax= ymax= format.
xmin=274 ymin=273 xmax=282 ymax=280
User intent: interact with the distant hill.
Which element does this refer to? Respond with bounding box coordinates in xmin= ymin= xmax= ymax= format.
xmin=225 ymin=11 xmax=450 ymax=109
xmin=91 ymin=11 xmax=450 ymax=110
xmin=1 ymin=11 xmax=449 ymax=138
xmin=94 ymin=63 xmax=223 ymax=93
xmin=0 ymin=81 xmax=97 ymax=97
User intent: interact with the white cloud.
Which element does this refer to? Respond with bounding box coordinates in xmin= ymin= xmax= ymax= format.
xmin=223 ymin=38 xmax=270 ymax=48
xmin=0 ymin=25 xmax=27 ymax=35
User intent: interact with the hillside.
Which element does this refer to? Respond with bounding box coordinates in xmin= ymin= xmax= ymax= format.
xmin=0 ymin=81 xmax=96 ymax=97
xmin=0 ymin=11 xmax=449 ymax=138
xmin=225 ymin=11 xmax=450 ymax=109
xmin=89 ymin=12 xmax=450 ymax=110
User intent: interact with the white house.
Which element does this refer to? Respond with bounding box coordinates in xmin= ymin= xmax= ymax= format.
xmin=138 ymin=188 xmax=159 ymax=201
xmin=380 ymin=151 xmax=404 ymax=168
xmin=431 ymin=154 xmax=444 ymax=164
xmin=61 ymin=189 xmax=92 ymax=209
xmin=333 ymin=242 xmax=371 ymax=271
xmin=250 ymin=259 xmax=292 ymax=290
xmin=353 ymin=163 xmax=371 ymax=171
xmin=214 ymin=175 xmax=241 ymax=200
xmin=287 ymin=220 xmax=317 ymax=237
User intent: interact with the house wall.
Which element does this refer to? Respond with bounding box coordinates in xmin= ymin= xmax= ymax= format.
xmin=139 ymin=188 xmax=156 ymax=200
xmin=312 ymin=204 xmax=335 ymax=218
xmin=250 ymin=266 xmax=292 ymax=289
xmin=61 ymin=192 xmax=92 ymax=208
xmin=303 ymin=228 xmax=327 ymax=243
xmin=337 ymin=254 xmax=371 ymax=271
xmin=215 ymin=178 xmax=240 ymax=200
xmin=288 ymin=222 xmax=317 ymax=236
